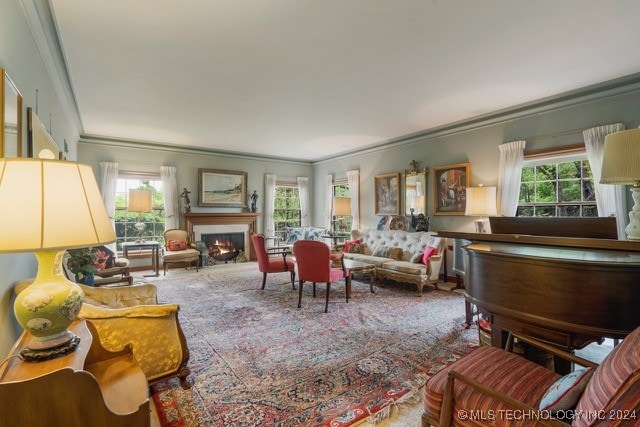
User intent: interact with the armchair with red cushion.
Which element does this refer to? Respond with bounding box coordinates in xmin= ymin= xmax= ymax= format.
xmin=162 ymin=229 xmax=200 ymax=275
xmin=251 ymin=233 xmax=296 ymax=290
xmin=293 ymin=240 xmax=351 ymax=313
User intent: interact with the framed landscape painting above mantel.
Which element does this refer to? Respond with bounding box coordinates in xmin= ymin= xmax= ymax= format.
xmin=198 ymin=169 xmax=247 ymax=208
xmin=433 ymin=162 xmax=470 ymax=215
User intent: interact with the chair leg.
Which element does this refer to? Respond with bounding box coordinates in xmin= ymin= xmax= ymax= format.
xmin=290 ymin=270 xmax=296 ymax=290
xmin=163 ymin=263 xmax=167 ymax=276
xmin=345 ymin=275 xmax=351 ymax=303
xmin=261 ymin=272 xmax=268 ymax=290
xmin=298 ymin=280 xmax=304 ymax=308
xmin=325 ymin=282 xmax=331 ymax=313
xmin=313 ymin=282 xmax=316 ymax=298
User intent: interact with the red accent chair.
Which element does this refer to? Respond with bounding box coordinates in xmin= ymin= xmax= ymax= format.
xmin=422 ymin=328 xmax=640 ymax=427
xmin=251 ymin=233 xmax=296 ymax=290
xmin=293 ymin=240 xmax=351 ymax=313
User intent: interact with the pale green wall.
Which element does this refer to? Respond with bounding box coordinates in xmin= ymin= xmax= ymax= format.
xmin=0 ymin=0 xmax=82 ymax=355
xmin=77 ymin=141 xmax=314 ymax=234
xmin=313 ymin=88 xmax=640 ymax=234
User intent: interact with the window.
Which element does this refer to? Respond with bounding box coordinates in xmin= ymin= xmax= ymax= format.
xmin=114 ymin=173 xmax=165 ymax=250
xmin=333 ymin=182 xmax=352 ymax=232
xmin=517 ymin=151 xmax=597 ymax=217
xmin=273 ymin=184 xmax=300 ymax=235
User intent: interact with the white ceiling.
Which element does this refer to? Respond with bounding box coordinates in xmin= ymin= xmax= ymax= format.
xmin=50 ymin=0 xmax=640 ymax=161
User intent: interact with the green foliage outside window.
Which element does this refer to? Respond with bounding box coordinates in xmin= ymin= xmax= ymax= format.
xmin=114 ymin=177 xmax=166 ymax=251
xmin=517 ymin=159 xmax=596 ymax=217
xmin=273 ymin=186 xmax=301 ymax=235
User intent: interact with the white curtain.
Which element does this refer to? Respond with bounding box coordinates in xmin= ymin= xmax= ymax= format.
xmin=264 ymin=174 xmax=277 ymax=235
xmin=99 ymin=161 xmax=119 ymax=252
xmin=297 ymin=176 xmax=310 ymax=226
xmin=346 ymin=169 xmax=360 ymax=231
xmin=583 ymin=123 xmax=627 ymax=239
xmin=161 ymin=166 xmax=179 ymax=231
xmin=324 ymin=174 xmax=334 ymax=231
xmin=497 ymin=140 xmax=526 ymax=216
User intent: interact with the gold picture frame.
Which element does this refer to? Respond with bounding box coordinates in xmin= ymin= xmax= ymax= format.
xmin=433 ymin=162 xmax=470 ymax=215
xmin=374 ymin=172 xmax=400 ymax=215
xmin=198 ymin=168 xmax=248 ymax=207
xmin=0 ymin=69 xmax=23 ymax=158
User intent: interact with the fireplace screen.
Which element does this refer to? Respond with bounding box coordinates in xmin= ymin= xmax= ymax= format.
xmin=201 ymin=232 xmax=244 ymax=263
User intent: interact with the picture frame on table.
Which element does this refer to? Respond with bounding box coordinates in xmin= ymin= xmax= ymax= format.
xmin=433 ymin=162 xmax=470 ymax=215
xmin=374 ymin=172 xmax=400 ymax=215
xmin=198 ymin=168 xmax=248 ymax=207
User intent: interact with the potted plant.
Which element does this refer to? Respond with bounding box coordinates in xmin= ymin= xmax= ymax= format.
xmin=66 ymin=247 xmax=108 ymax=286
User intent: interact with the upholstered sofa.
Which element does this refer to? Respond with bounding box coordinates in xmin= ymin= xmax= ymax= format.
xmin=342 ymin=229 xmax=445 ymax=295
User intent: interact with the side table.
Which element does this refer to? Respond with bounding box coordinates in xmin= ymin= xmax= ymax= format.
xmin=122 ymin=241 xmax=161 ymax=277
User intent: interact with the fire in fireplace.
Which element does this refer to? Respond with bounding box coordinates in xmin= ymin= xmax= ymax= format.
xmin=201 ymin=232 xmax=244 ymax=263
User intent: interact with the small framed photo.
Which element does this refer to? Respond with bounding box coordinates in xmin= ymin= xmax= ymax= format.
xmin=433 ymin=162 xmax=470 ymax=215
xmin=27 ymin=107 xmax=59 ymax=159
xmin=198 ymin=169 xmax=248 ymax=208
xmin=374 ymin=172 xmax=400 ymax=215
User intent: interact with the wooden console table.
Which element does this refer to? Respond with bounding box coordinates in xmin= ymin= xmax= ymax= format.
xmin=0 ymin=320 xmax=158 ymax=427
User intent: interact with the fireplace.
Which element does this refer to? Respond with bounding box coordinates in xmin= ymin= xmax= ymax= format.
xmin=201 ymin=232 xmax=244 ymax=263
xmin=182 ymin=212 xmax=259 ymax=261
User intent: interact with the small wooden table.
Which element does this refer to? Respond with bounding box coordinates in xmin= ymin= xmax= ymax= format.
xmin=343 ymin=259 xmax=376 ymax=297
xmin=122 ymin=241 xmax=161 ymax=277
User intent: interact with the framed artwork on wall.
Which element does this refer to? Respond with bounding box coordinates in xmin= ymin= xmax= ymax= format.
xmin=27 ymin=107 xmax=59 ymax=159
xmin=374 ymin=172 xmax=400 ymax=215
xmin=433 ymin=162 xmax=470 ymax=215
xmin=198 ymin=168 xmax=248 ymax=208
xmin=0 ymin=69 xmax=23 ymax=158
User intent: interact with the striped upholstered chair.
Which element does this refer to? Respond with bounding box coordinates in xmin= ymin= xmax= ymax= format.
xmin=423 ymin=327 xmax=640 ymax=426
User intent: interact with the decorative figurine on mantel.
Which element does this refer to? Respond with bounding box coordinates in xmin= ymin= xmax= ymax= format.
xmin=180 ymin=187 xmax=192 ymax=213
xmin=250 ymin=190 xmax=258 ymax=212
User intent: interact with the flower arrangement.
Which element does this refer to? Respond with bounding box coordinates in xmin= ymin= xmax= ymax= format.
xmin=66 ymin=247 xmax=108 ymax=276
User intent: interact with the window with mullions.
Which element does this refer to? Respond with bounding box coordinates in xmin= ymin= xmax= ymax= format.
xmin=273 ymin=185 xmax=301 ymax=235
xmin=114 ymin=174 xmax=165 ymax=251
xmin=517 ymin=157 xmax=597 ymax=217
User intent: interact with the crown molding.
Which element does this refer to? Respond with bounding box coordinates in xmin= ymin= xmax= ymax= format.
xmin=19 ymin=0 xmax=82 ymax=131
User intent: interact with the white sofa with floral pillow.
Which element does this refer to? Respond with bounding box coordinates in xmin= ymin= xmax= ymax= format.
xmin=342 ymin=229 xmax=445 ymax=295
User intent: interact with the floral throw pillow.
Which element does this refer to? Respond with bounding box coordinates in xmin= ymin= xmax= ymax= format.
xmin=343 ymin=239 xmax=361 ymax=252
xmin=347 ymin=243 xmax=363 ymax=254
xmin=168 ymin=239 xmax=188 ymax=251
xmin=371 ymin=245 xmax=402 ymax=260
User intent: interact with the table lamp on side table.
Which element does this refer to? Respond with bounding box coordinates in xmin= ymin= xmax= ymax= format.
xmin=600 ymin=129 xmax=640 ymax=241
xmin=0 ymin=159 xmax=116 ymax=360
xmin=332 ymin=196 xmax=351 ymax=235
xmin=128 ymin=189 xmax=152 ymax=243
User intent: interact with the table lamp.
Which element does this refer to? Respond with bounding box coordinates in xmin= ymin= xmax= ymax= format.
xmin=128 ymin=189 xmax=152 ymax=243
xmin=465 ymin=185 xmax=497 ymax=233
xmin=0 ymin=159 xmax=116 ymax=359
xmin=411 ymin=195 xmax=425 ymax=214
xmin=332 ymin=196 xmax=351 ymax=234
xmin=600 ymin=129 xmax=640 ymax=241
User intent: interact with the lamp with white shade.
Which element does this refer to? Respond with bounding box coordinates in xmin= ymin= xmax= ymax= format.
xmin=0 ymin=159 xmax=116 ymax=359
xmin=128 ymin=189 xmax=152 ymax=243
xmin=465 ymin=185 xmax=497 ymax=233
xmin=332 ymin=196 xmax=351 ymax=234
xmin=600 ymin=129 xmax=640 ymax=241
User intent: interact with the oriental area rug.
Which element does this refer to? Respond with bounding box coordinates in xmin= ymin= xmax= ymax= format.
xmin=147 ymin=263 xmax=477 ymax=427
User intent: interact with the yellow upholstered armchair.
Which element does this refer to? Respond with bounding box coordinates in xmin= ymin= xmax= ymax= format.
xmin=78 ymin=283 xmax=191 ymax=388
xmin=13 ymin=280 xmax=191 ymax=389
xmin=162 ymin=228 xmax=200 ymax=275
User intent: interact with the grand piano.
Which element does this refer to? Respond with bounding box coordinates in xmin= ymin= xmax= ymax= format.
xmin=438 ymin=217 xmax=640 ymax=356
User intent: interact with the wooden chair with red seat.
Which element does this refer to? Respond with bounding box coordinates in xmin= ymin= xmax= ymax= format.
xmin=422 ymin=327 xmax=640 ymax=427
xmin=250 ymin=233 xmax=296 ymax=290
xmin=293 ymin=240 xmax=351 ymax=313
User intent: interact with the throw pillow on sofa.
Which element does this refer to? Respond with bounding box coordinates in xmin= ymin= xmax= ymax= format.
xmin=306 ymin=227 xmax=327 ymax=241
xmin=347 ymin=243 xmax=363 ymax=254
xmin=343 ymin=239 xmax=360 ymax=252
xmin=372 ymin=245 xmax=402 ymax=260
xmin=285 ymin=227 xmax=306 ymax=244
xmin=421 ymin=246 xmax=437 ymax=264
